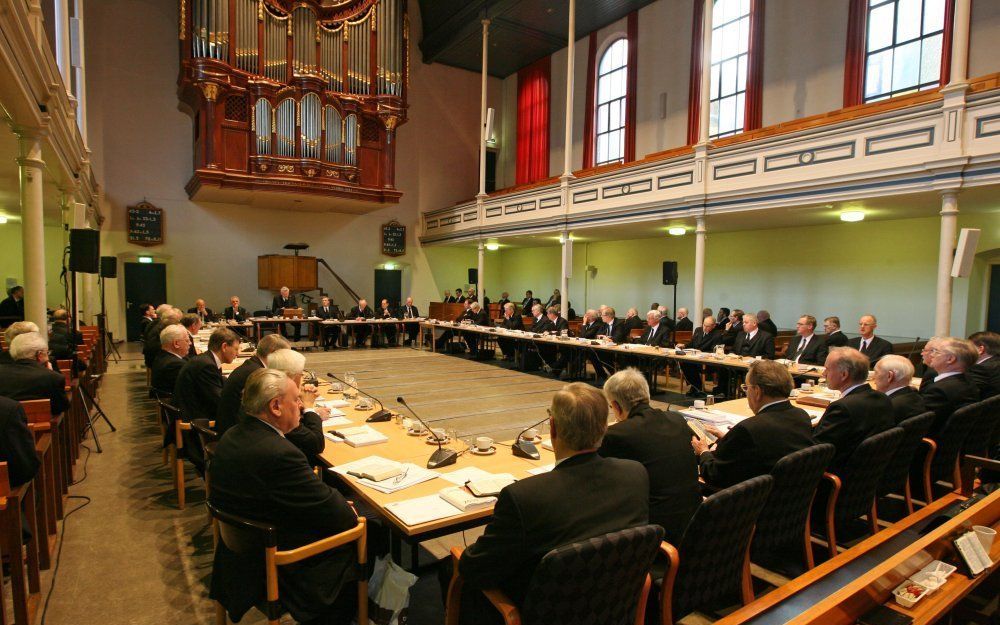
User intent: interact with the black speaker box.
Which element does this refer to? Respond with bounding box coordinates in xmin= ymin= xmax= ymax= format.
xmin=662 ymin=261 xmax=678 ymax=286
xmin=69 ymin=229 xmax=100 ymax=274
xmin=100 ymin=256 xmax=118 ymax=278
xmin=468 ymin=268 xmax=478 ymax=284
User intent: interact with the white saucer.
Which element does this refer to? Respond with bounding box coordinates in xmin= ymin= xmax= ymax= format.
xmin=470 ymin=446 xmax=496 ymax=456
xmin=426 ymin=435 xmax=451 ymax=445
xmin=407 ymin=429 xmax=427 ymax=436
xmin=519 ymin=436 xmax=542 ymax=445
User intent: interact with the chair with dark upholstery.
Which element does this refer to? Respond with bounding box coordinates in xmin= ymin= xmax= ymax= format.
xmin=659 ymin=475 xmax=774 ymax=625
xmin=191 ymin=418 xmax=220 ymax=502
xmin=963 ymin=396 xmax=1000 ymax=458
xmin=445 ymin=524 xmax=663 ymax=625
xmin=208 ymin=501 xmax=368 ymax=625
xmin=751 ymin=444 xmax=835 ymax=577
xmin=877 ymin=411 xmax=935 ymax=515
xmin=914 ymin=403 xmax=980 ymax=504
xmin=812 ymin=427 xmax=904 ymax=557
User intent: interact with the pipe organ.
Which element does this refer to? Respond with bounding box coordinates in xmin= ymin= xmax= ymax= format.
xmin=179 ymin=0 xmax=408 ymax=206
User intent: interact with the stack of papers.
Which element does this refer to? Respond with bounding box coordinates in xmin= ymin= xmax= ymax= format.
xmin=680 ymin=407 xmax=746 ymax=427
xmin=322 ymin=415 xmax=353 ymax=428
xmin=331 ymin=425 xmax=389 ymax=447
xmin=438 ymin=467 xmax=517 ymax=496
xmin=332 ymin=456 xmax=439 ymax=494
xmin=385 ymin=494 xmax=465 ymax=526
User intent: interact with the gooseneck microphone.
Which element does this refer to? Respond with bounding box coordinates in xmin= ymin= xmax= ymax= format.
xmin=512 ymin=415 xmax=550 ymax=460
xmin=326 ymin=373 xmax=392 ymax=422
xmin=396 ymin=396 xmax=458 ymax=469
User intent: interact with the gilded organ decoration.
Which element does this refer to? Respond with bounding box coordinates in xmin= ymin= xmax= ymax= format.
xmin=178 ymin=0 xmax=408 ymax=206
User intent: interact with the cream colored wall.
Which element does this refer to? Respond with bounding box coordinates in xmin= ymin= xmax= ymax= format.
xmin=84 ymin=0 xmax=492 ymax=337
xmin=635 ymin=0 xmax=694 ymax=156
xmin=0 ymin=222 xmax=71 ymax=309
xmin=969 ymin=0 xmax=1000 ymax=79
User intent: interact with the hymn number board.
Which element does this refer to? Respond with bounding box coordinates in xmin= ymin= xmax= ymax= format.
xmin=382 ymin=221 xmax=405 ymax=257
xmin=127 ymin=202 xmax=164 ymax=246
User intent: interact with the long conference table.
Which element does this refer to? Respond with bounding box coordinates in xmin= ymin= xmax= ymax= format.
xmin=214 ymin=317 xmax=423 ymax=347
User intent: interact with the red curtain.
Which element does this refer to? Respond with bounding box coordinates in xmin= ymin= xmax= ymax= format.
xmin=843 ymin=0 xmax=867 ymax=107
xmin=686 ymin=0 xmax=705 ymax=145
xmin=582 ymin=33 xmax=598 ymax=169
xmin=624 ymin=11 xmax=639 ymax=161
xmin=743 ymin=0 xmax=765 ymax=132
xmin=516 ymin=56 xmax=551 ymax=185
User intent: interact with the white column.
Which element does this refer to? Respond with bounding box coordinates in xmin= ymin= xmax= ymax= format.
xmin=935 ymin=192 xmax=959 ymax=336
xmin=477 ymin=18 xmax=490 ymax=199
xmin=949 ymin=0 xmax=972 ymax=85
xmin=561 ymin=0 xmax=576 ymax=180
xmin=477 ymin=240 xmax=485 ymax=305
xmin=71 ymin=0 xmax=89 ymax=142
xmin=693 ymin=216 xmax=706 ymax=323
xmin=18 ymin=133 xmax=47 ymax=329
xmin=54 ymin=0 xmax=72 ymax=90
xmin=560 ymin=233 xmax=572 ymax=320
xmin=698 ymin=0 xmax=714 ymax=144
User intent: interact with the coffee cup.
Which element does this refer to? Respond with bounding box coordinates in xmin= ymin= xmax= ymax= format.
xmin=972 ymin=525 xmax=996 ymax=552
xmin=431 ymin=428 xmax=447 ymax=441
xmin=476 ymin=436 xmax=494 ymax=452
xmin=409 ymin=421 xmax=426 ymax=434
xmin=693 ymin=399 xmax=706 ymax=409
xmin=524 ymin=428 xmax=539 ymax=441
xmin=801 ymin=383 xmax=812 ymax=390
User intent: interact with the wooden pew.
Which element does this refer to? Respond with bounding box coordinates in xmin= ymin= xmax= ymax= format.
xmin=0 ymin=462 xmax=41 ymax=625
xmin=19 ymin=400 xmax=59 ymax=571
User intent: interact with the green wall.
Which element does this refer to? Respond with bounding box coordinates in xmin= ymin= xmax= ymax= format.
xmin=0 ymin=222 xmax=70 ymax=309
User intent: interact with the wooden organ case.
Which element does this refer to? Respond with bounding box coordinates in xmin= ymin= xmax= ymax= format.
xmin=177 ymin=0 xmax=408 ymax=205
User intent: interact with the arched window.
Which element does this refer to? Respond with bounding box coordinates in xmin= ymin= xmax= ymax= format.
xmin=863 ymin=0 xmax=947 ymax=102
xmin=595 ymin=39 xmax=628 ymax=166
xmin=709 ymin=0 xmax=752 ymax=138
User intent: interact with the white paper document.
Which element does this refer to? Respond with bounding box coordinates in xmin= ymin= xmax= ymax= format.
xmin=438 ymin=466 xmax=496 ymax=486
xmin=680 ymin=408 xmax=746 ymax=427
xmin=385 ymin=494 xmax=465 ymax=526
xmin=332 ymin=457 xmax=438 ymax=494
xmin=527 ymin=464 xmax=554 ymax=475
xmin=319 ymin=399 xmax=352 ymax=409
xmin=333 ymin=425 xmax=389 ymax=447
xmin=439 ymin=486 xmax=497 ymax=511
xmin=322 ymin=416 xmax=353 ymax=428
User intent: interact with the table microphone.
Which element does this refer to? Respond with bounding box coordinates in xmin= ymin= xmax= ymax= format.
xmin=326 ymin=373 xmax=392 ymax=422
xmin=396 ymin=396 xmax=457 ymax=469
xmin=512 ymin=415 xmax=550 ymax=460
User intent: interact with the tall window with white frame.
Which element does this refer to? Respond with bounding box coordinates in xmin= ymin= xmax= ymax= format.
xmin=709 ymin=0 xmax=751 ymax=139
xmin=595 ymin=38 xmax=628 ymax=166
xmin=864 ymin=0 xmax=946 ymax=102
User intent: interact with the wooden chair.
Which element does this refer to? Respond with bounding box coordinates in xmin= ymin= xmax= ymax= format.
xmin=150 ymin=390 xmax=173 ymax=465
xmin=19 ymin=400 xmax=58 ymax=571
xmin=0 ymin=462 xmax=41 ymax=625
xmin=812 ymin=427 xmax=904 ymax=557
xmin=158 ymin=399 xmax=193 ymax=510
xmin=912 ymin=403 xmax=981 ymax=504
xmin=208 ymin=501 xmax=368 ymax=625
xmin=961 ymin=395 xmax=1000 ymax=461
xmin=446 ymin=525 xmax=663 ymax=625
xmin=658 ymin=475 xmax=773 ymax=625
xmin=877 ymin=411 xmax=935 ymax=516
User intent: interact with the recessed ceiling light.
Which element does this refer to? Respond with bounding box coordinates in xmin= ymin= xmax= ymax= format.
xmin=485 ymin=242 xmax=499 ymax=251
xmin=840 ymin=210 xmax=865 ymax=222
xmin=667 ymin=227 xmax=686 ymax=236
xmin=0 ymin=216 xmax=7 ymax=224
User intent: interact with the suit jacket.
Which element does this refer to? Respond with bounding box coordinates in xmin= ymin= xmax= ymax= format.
xmin=823 ymin=330 xmax=849 ymax=348
xmin=887 ymin=386 xmax=927 ymax=425
xmin=970 ymin=356 xmax=1000 ymax=400
xmin=759 ymin=318 xmax=778 ymax=337
xmin=188 ymin=307 xmax=215 ymax=322
xmin=578 ymin=320 xmax=601 ymax=339
xmin=786 ymin=334 xmax=828 ymax=365
xmin=500 ymin=314 xmax=524 ymax=331
xmin=637 ymin=324 xmax=670 ymax=347
xmin=444 ymin=296 xmax=457 ymax=303
xmin=272 ymin=294 xmax=296 ymax=312
xmin=398 ymin=304 xmax=420 ymax=319
xmin=496 ymin=298 xmax=510 ymax=309
xmin=377 ymin=307 xmax=396 ymax=320
xmin=150 ymin=350 xmax=186 ymax=396
xmin=598 ymin=404 xmax=701 ymax=544
xmin=699 ymin=400 xmax=816 ymax=488
xmin=520 ymin=297 xmax=534 ymax=311
xmin=0 ymin=360 xmax=70 ymax=415
xmin=216 ymin=356 xmax=264 ymax=435
xmin=223 ymin=306 xmax=248 ymax=322
xmin=469 ymin=310 xmax=492 ymax=326
xmin=186 ymin=334 xmax=198 ymax=358
xmin=48 ymin=321 xmax=81 ymax=361
xmin=676 ymin=317 xmax=693 ymax=332
xmin=723 ymin=321 xmax=744 ymax=347
xmin=0 ymin=297 xmax=24 ymax=325
xmin=732 ymin=330 xmax=775 ymax=359
xmin=848 ymin=335 xmax=893 ymax=364
xmin=348 ymin=305 xmax=374 ymax=320
xmin=459 ymin=452 xmax=648 ymax=605
xmin=601 ymin=319 xmax=630 ymax=344
xmin=0 ymin=396 xmax=41 ymax=487
xmin=286 ymin=409 xmax=326 ymax=468
xmin=814 ymin=385 xmax=894 ymax=472
xmin=315 ymin=305 xmax=339 ymax=320
xmin=174 ymin=351 xmax=224 ymax=423
xmin=529 ymin=316 xmax=553 ymax=333
xmin=624 ymin=316 xmax=644 ymax=332
xmin=548 ymin=316 xmax=569 ymax=333
xmin=689 ymin=326 xmax=725 ymax=352
xmin=143 ymin=320 xmax=167 ymax=366
xmin=920 ymin=372 xmax=980 ymax=434
xmin=209 ymin=418 xmax=358 ymax=622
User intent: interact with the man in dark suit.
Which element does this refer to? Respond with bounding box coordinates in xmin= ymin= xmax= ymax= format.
xmin=694 ymin=360 xmax=816 ymax=488
xmin=601 ymin=369 xmax=701 ymax=544
xmin=150 ymin=324 xmax=192 ymax=396
xmin=315 ymin=296 xmax=341 ymax=349
xmin=216 ymin=334 xmax=289 ymax=435
xmin=174 ymin=328 xmax=241 ymax=473
xmin=675 ymin=307 xmax=693 ymax=332
xmin=347 ymin=298 xmax=375 ymax=347
xmin=873 ymin=355 xmax=926 ymax=424
xmin=48 ymin=308 xmax=84 ymax=368
xmin=374 ymin=299 xmax=398 ymax=347
xmin=1 ymin=321 xmax=38 ymax=365
xmin=539 ymin=306 xmax=571 ymax=374
xmin=264 ymin=349 xmax=328 ymax=468
xmin=223 ymin=296 xmax=248 ymax=322
xmin=463 ymin=302 xmax=493 ymax=359
xmin=722 ymin=309 xmax=745 ymax=348
xmin=635 ymin=310 xmax=670 ymax=347
xmin=144 ymin=307 xmax=182 ymax=367
xmin=188 ymin=299 xmax=214 ymax=324
xmin=180 ymin=313 xmax=202 ymax=358
xmin=822 ymin=316 xmax=848 ymax=349
xmin=757 ymin=310 xmax=778 ymax=338
xmin=398 ymin=296 xmax=420 ymax=346
xmin=497 ymin=303 xmax=524 ymax=360
xmin=586 ymin=307 xmax=628 ymax=382
xmin=787 ymin=315 xmax=828 ymax=365
xmin=577 ymin=309 xmax=602 ymax=339
xmin=443 ymin=290 xmax=456 ymax=304
xmin=527 ymin=304 xmax=552 ymax=333
xmin=623 ymin=308 xmax=644 ymax=333
xmin=496 ymin=292 xmax=511 ymax=309
xmin=919 ymin=337 xmax=981 ymax=434
xmin=0 ymin=332 xmax=70 ymax=416
xmin=0 ymin=396 xmax=41 ymax=488
xmin=678 ymin=315 xmax=726 ymax=396
xmin=272 ymin=286 xmax=300 ymax=342
xmin=717 ymin=313 xmax=775 ymax=398
xmin=814 ymin=348 xmax=894 ymax=473
xmin=139 ymin=303 xmax=157 ymax=333
xmin=210 ymin=369 xmax=360 ymax=625
xmin=457 ymin=383 xmax=649 ymax=624
xmin=847 ymin=315 xmax=893 ymax=365
xmin=0 ymin=286 xmax=25 ymax=328
xmin=456 ymin=288 xmax=467 ymax=303
xmin=520 ymin=291 xmax=534 ymax=313
xmin=968 ymin=331 xmax=1000 ymax=400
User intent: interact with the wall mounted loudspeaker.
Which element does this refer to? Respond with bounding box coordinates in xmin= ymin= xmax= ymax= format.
xmin=69 ymin=228 xmax=100 ymax=274
xmin=468 ymin=268 xmax=478 ymax=285
xmin=100 ymin=256 xmax=118 ymax=279
xmin=484 ymin=107 xmax=495 ymax=142
xmin=951 ymin=228 xmax=981 ymax=278
xmin=662 ymin=261 xmax=678 ymax=286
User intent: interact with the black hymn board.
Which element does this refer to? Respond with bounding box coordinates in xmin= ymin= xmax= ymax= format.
xmin=382 ymin=221 xmax=405 ymax=257
xmin=127 ymin=201 xmax=164 ymax=246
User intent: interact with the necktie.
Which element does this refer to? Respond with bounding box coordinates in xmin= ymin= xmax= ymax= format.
xmin=794 ymin=337 xmax=807 ymax=361
xmin=648 ymin=327 xmax=656 ymax=345
xmin=861 ymin=339 xmax=869 ymax=353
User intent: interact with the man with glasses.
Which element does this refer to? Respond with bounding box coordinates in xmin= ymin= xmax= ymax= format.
xmin=847 ymin=314 xmax=892 ymax=365
xmin=0 ymin=332 xmax=70 ymax=416
xmin=919 ymin=337 xmax=980 ymax=435
xmin=787 ymin=315 xmax=827 ymax=365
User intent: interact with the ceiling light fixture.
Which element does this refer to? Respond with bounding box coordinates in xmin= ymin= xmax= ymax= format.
xmin=138 ymin=256 xmax=153 ymax=264
xmin=485 ymin=242 xmax=500 ymax=251
xmin=840 ymin=210 xmax=865 ymax=223
xmin=0 ymin=216 xmax=7 ymax=224
xmin=667 ymin=227 xmax=686 ymax=236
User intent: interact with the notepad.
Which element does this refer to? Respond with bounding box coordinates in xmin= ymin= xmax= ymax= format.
xmin=333 ymin=425 xmax=389 ymax=447
xmin=322 ymin=416 xmax=352 ymax=428
xmin=466 ymin=475 xmax=516 ymax=497
xmin=385 ymin=494 xmax=465 ymax=526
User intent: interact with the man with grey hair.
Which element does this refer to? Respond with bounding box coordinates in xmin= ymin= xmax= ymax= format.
xmin=529 ymin=303 xmax=551 ymax=333
xmin=1 ymin=321 xmax=40 ymax=364
xmin=716 ymin=313 xmax=775 ymax=397
xmin=272 ymin=286 xmax=300 ymax=342
xmin=180 ymin=313 xmax=202 ymax=357
xmin=458 ymin=383 xmax=648 ymax=623
xmin=678 ymin=315 xmax=726 ymax=396
xmin=150 ymin=323 xmax=192 ymax=396
xmin=675 ymin=307 xmax=693 ymax=332
xmin=873 ymin=355 xmax=926 ymax=424
xmin=968 ymin=331 xmax=1000 ymax=399
xmin=757 ymin=310 xmax=778 ymax=337
xmin=264 ymin=348 xmax=326 ymax=466
xmin=599 ymin=369 xmax=701 ymax=544
xmin=919 ymin=337 xmax=980 ymax=434
xmin=848 ymin=314 xmax=893 ymax=364
xmin=464 ymin=301 xmax=493 ymax=358
xmin=144 ymin=306 xmax=183 ymax=367
xmin=814 ymin=347 xmax=893 ymax=473
xmin=217 ymin=334 xmax=290 ymax=435
xmin=578 ymin=309 xmax=602 ymax=339
xmin=624 ymin=307 xmax=643 ymax=332
xmin=209 ymin=369 xmax=360 ymax=625
xmin=637 ymin=310 xmax=669 ymax=347
xmin=0 ymin=332 xmax=70 ymax=415
xmin=497 ymin=302 xmax=523 ymax=360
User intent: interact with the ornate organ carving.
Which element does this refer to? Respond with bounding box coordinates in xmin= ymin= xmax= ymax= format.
xmin=178 ymin=0 xmax=408 ymax=206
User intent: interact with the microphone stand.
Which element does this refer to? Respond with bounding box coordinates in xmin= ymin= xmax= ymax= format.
xmin=396 ymin=396 xmax=457 ymax=469
xmin=326 ymin=373 xmax=392 ymax=422
xmin=512 ymin=415 xmax=550 ymax=460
